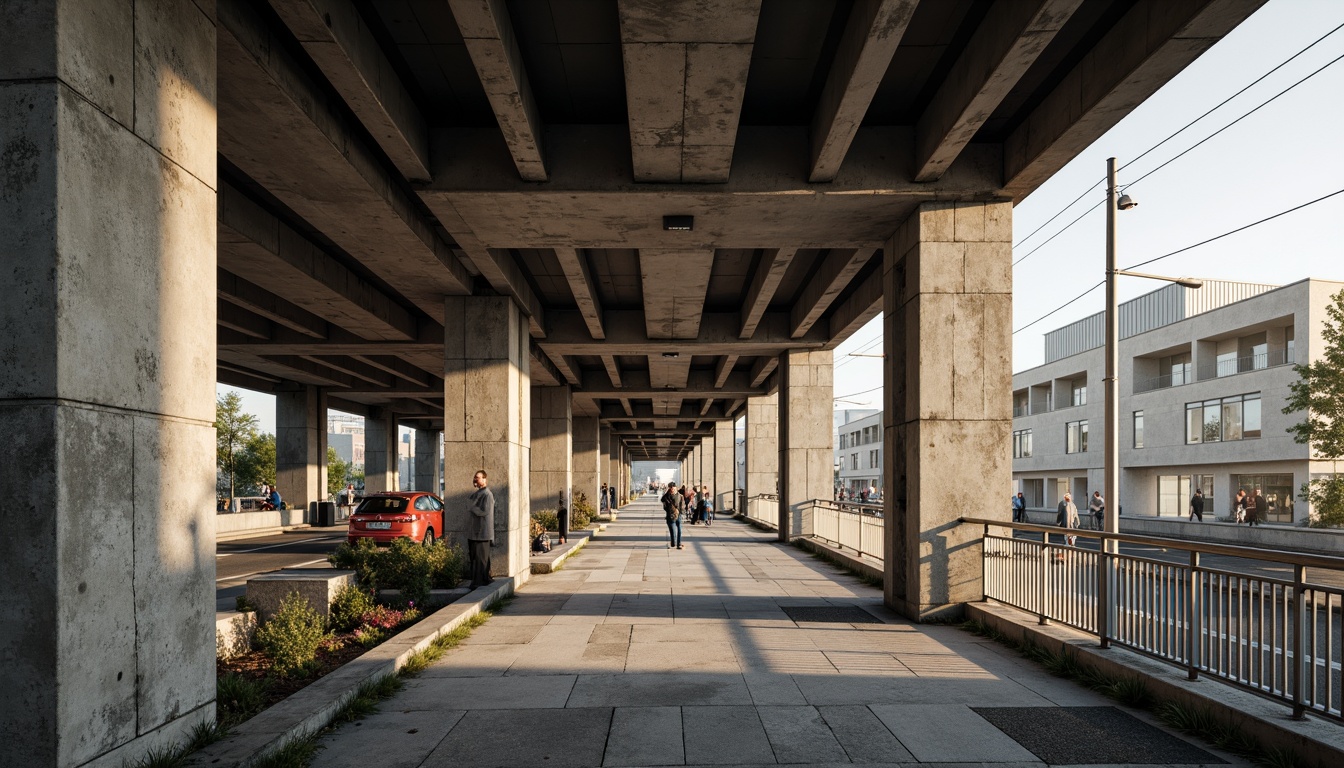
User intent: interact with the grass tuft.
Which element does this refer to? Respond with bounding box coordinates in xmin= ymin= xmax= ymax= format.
xmin=400 ymin=611 xmax=492 ymax=677
xmin=332 ymin=675 xmax=405 ymax=724
xmin=124 ymin=719 xmax=228 ymax=768
xmin=217 ymin=672 xmax=270 ymax=727
xmin=251 ymin=736 xmax=319 ymax=768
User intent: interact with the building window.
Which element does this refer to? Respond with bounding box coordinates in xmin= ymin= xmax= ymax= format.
xmin=1065 ymin=420 xmax=1088 ymax=453
xmin=1161 ymin=352 xmax=1192 ymax=387
xmin=869 ymin=450 xmax=878 ymax=468
xmin=1159 ymin=474 xmax=1214 ymax=517
xmin=850 ymin=453 xmax=858 ymax=470
xmin=1185 ymin=393 xmax=1261 ymax=444
xmin=1013 ymin=429 xmax=1033 ymax=458
xmin=1133 ymin=411 xmax=1144 ymax=448
xmin=1071 ymin=379 xmax=1087 ymax=407
xmin=1286 ymin=324 xmax=1295 ymax=363
xmin=1232 ymin=474 xmax=1294 ymax=523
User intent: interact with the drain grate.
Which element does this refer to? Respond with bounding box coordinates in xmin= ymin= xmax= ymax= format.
xmin=781 ymin=605 xmax=882 ymax=624
xmin=973 ymin=706 xmax=1225 ymax=765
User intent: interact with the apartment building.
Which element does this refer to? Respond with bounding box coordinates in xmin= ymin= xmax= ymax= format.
xmin=1012 ymin=278 xmax=1344 ymax=525
xmin=834 ymin=409 xmax=882 ymax=495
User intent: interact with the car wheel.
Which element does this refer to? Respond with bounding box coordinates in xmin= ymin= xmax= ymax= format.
xmin=423 ymin=528 xmax=435 ymax=546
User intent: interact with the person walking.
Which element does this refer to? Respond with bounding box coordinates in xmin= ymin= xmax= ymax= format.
xmin=1234 ymin=489 xmax=1247 ymax=524
xmin=600 ymin=483 xmax=609 ymax=512
xmin=468 ymin=470 xmax=495 ymax=588
xmin=1189 ymin=488 xmax=1205 ymax=522
xmin=702 ymin=486 xmax=714 ymax=526
xmin=1088 ymin=491 xmax=1105 ymax=531
xmin=1246 ymin=488 xmax=1264 ymax=527
xmin=683 ymin=483 xmax=698 ymax=524
xmin=556 ymin=490 xmax=569 ymax=545
xmin=1012 ymin=492 xmax=1026 ymax=523
xmin=1056 ymin=493 xmax=1079 ymax=560
xmin=662 ymin=482 xmax=685 ymax=549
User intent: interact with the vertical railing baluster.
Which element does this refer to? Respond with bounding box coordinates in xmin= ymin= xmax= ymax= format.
xmin=1187 ymin=552 xmax=1200 ymax=680
xmin=1292 ymin=565 xmax=1306 ymax=719
xmin=1097 ymin=534 xmax=1109 ymax=648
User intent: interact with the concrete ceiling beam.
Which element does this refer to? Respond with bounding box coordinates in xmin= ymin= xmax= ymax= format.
xmin=218 ymin=364 xmax=284 ymax=392
xmin=914 ymin=0 xmax=1081 ymax=182
xmin=713 ymin=355 xmax=739 ymax=389
xmin=808 ymin=0 xmax=918 ymax=183
xmin=297 ymin=354 xmax=398 ymax=388
xmin=267 ymin=0 xmax=431 ymax=181
xmin=598 ymin=401 xmax=732 ymax=422
xmin=540 ymin=310 xmax=828 ymax=356
xmin=639 ymin=249 xmax=714 ymax=339
xmin=349 ymin=355 xmax=432 ymax=388
xmin=216 ymin=0 xmax=471 ymax=318
xmin=602 ymin=356 xmax=623 ymax=387
xmin=739 ymin=248 xmax=796 ymax=339
xmin=217 ymin=299 xmax=273 ymax=340
xmin=571 ymin=369 xmax=768 ymax=399
xmin=748 ymin=357 xmax=778 ymax=388
xmin=449 ymin=0 xmax=548 ymax=181
xmin=530 ymin=346 xmax=568 ymax=387
xmin=826 ymin=269 xmax=885 ymax=346
xmin=1004 ymin=0 xmax=1268 ymax=198
xmin=554 ymin=248 xmax=605 ymax=340
xmin=218 ymin=323 xmax=442 ymax=356
xmin=790 ymin=248 xmax=878 ymax=339
xmin=218 ymin=269 xmax=328 ymax=340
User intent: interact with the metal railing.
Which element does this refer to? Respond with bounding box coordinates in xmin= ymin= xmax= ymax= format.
xmin=744 ymin=493 xmax=778 ymax=527
xmin=810 ymin=502 xmax=883 ymax=560
xmin=1134 ymin=368 xmax=1193 ymax=394
xmin=966 ymin=517 xmax=1344 ymax=721
xmin=1197 ymin=348 xmax=1295 ymax=381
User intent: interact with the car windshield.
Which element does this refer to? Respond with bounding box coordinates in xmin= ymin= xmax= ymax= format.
xmin=354 ymin=497 xmax=408 ymax=515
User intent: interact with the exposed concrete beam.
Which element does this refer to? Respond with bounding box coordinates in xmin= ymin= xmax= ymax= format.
xmin=449 ymin=0 xmax=547 ymax=181
xmin=739 ymin=248 xmax=796 ymax=339
xmin=1004 ymin=0 xmax=1268 ymax=198
xmin=573 ymin=369 xmax=768 ymax=399
xmin=349 ymin=355 xmax=431 ymax=387
xmin=602 ymin=356 xmax=623 ymax=387
xmin=554 ymin=248 xmax=605 ymax=339
xmin=826 ymin=270 xmax=884 ymax=345
xmin=297 ymin=355 xmax=396 ymax=388
xmin=599 ymin=402 xmax=732 ymax=422
xmin=808 ymin=0 xmax=918 ymax=182
xmin=218 ymin=269 xmax=327 ymax=340
xmin=790 ymin=248 xmax=877 ymax=339
xmin=219 ymin=181 xmax=420 ymax=341
xmin=618 ymin=1 xmax=760 ymax=182
xmin=914 ymin=0 xmax=1080 ymax=182
xmin=218 ymin=364 xmax=283 ymax=392
xmin=254 ymin=354 xmax=359 ymax=389
xmin=218 ymin=301 xmax=271 ymax=340
xmin=748 ymin=357 xmax=778 ymax=388
xmin=548 ymin=353 xmax=580 ymax=387
xmin=267 ymin=0 xmax=431 ymax=181
xmin=218 ymin=323 xmax=442 ymax=356
xmin=530 ymin=345 xmax=567 ymax=387
xmin=639 ymin=249 xmax=714 ymax=339
xmin=326 ymin=395 xmax=373 ymax=418
xmin=713 ymin=355 xmax=739 ymax=389
xmin=541 ymin=310 xmax=828 ymax=357
xmin=648 ymin=356 xmax=692 ymax=390
xmin=216 ymin=0 xmax=471 ymax=319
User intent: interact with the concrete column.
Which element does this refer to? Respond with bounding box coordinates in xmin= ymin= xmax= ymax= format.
xmin=883 ymin=201 xmax=1012 ymax=620
xmin=746 ymin=393 xmax=779 ymax=499
xmin=413 ymin=428 xmax=442 ymax=494
xmin=714 ymin=421 xmax=736 ymax=513
xmin=277 ymin=386 xmax=328 ymax=513
xmin=573 ymin=415 xmax=601 ymax=513
xmin=0 ymin=2 xmax=218 ymax=763
xmin=443 ymin=296 xmax=531 ymax=579
xmin=700 ymin=433 xmax=716 ymax=500
xmin=607 ymin=435 xmax=620 ymax=519
xmin=778 ymin=351 xmax=833 ymax=541
xmin=530 ymin=385 xmax=572 ymax=514
xmin=364 ymin=412 xmax=399 ymax=494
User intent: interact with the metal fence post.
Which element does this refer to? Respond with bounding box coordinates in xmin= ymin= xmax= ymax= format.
xmin=1097 ymin=534 xmax=1110 ymax=649
xmin=1291 ymin=564 xmax=1307 ymax=719
xmin=1039 ymin=537 xmax=1050 ymax=625
xmin=1186 ymin=551 xmax=1200 ymax=680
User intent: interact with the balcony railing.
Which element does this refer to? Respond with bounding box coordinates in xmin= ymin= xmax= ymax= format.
xmin=1013 ymin=405 xmax=1028 ymax=417
xmin=809 ymin=501 xmax=884 ymax=560
xmin=964 ymin=517 xmax=1344 ymax=722
xmin=1197 ymin=348 xmax=1295 ymax=381
xmin=1134 ymin=369 xmax=1194 ymax=394
xmin=744 ymin=493 xmax=778 ymax=527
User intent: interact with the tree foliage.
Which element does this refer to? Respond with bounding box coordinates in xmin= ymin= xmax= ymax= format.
xmin=327 ymin=446 xmax=349 ymax=496
xmin=216 ymin=392 xmax=259 ymax=500
xmin=1284 ymin=288 xmax=1344 ymax=526
xmin=235 ymin=432 xmax=276 ymax=496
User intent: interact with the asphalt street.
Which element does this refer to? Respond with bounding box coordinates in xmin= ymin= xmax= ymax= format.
xmin=215 ymin=527 xmax=347 ymax=610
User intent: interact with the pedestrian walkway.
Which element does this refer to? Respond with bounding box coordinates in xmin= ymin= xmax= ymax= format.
xmin=310 ymin=496 xmax=1247 ymax=767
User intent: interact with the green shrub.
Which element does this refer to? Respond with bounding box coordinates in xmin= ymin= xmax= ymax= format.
xmin=377 ymin=538 xmax=436 ymax=605
xmin=255 ymin=592 xmax=327 ymax=677
xmin=532 ymin=509 xmax=559 ymax=531
xmin=217 ymin=673 xmax=270 ymax=726
xmin=433 ymin=542 xmax=465 ymax=590
xmin=328 ymin=538 xmax=380 ymax=584
xmin=571 ymin=491 xmax=597 ymax=527
xmin=330 ymin=584 xmax=376 ymax=632
xmin=330 ymin=538 xmax=464 ymax=603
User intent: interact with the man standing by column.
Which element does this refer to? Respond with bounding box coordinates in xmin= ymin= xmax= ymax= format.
xmin=469 ymin=470 xmax=495 ymax=588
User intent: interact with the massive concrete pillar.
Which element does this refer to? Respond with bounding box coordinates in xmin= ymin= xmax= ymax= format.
xmin=607 ymin=435 xmax=620 ymax=519
xmin=414 ymin=428 xmax=442 ymax=494
xmin=700 ymin=432 xmax=716 ymax=500
xmin=530 ymin=386 xmax=572 ymax=514
xmin=443 ymin=296 xmax=531 ymax=579
xmin=0 ymin=2 xmax=217 ymax=763
xmin=277 ymin=386 xmax=328 ymax=513
xmin=599 ymin=425 xmax=612 ymax=516
xmin=714 ymin=421 xmax=736 ymax=513
xmin=778 ymin=351 xmax=833 ymax=541
xmin=884 ymin=201 xmax=1012 ymax=620
xmin=573 ymin=415 xmax=601 ymax=514
xmin=364 ymin=412 xmax=399 ymax=494
xmin=746 ymin=393 xmax=779 ymax=501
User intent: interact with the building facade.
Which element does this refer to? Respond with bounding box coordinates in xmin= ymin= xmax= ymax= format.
xmin=834 ymin=409 xmax=883 ymax=496
xmin=1012 ymin=278 xmax=1344 ymax=525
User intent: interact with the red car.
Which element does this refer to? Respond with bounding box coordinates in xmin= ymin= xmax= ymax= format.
xmin=347 ymin=491 xmax=445 ymax=546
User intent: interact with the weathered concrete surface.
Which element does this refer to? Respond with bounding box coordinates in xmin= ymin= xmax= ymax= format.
xmin=413 ymin=427 xmax=442 ymax=494
xmin=443 ymin=296 xmax=531 ymax=579
xmin=714 ymin=420 xmax=737 ymax=513
xmin=572 ymin=415 xmax=601 ymax=514
xmin=277 ymin=385 xmax=327 ymax=512
xmin=884 ymin=201 xmax=1013 ymax=620
xmin=216 ymin=610 xmax=259 ymax=660
xmin=746 ymin=393 xmax=779 ymax=499
xmin=0 ymin=2 xmax=218 ymax=765
xmin=778 ymin=350 xmax=834 ymax=540
xmin=364 ymin=411 xmax=399 ymax=494
xmin=530 ymin=385 xmax=573 ymax=514
xmin=246 ymin=570 xmax=354 ymax=623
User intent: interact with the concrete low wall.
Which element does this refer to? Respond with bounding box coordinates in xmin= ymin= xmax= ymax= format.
xmin=1118 ymin=516 xmax=1344 ymax=556
xmin=215 ymin=508 xmax=310 ymax=538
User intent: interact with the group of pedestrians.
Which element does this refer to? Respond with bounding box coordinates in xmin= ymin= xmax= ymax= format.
xmin=660 ymin=482 xmax=714 ymax=549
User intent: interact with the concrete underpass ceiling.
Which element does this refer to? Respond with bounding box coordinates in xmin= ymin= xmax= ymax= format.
xmin=214 ymin=0 xmax=1268 ymax=448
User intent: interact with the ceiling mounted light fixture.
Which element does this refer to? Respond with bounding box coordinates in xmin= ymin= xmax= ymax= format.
xmin=661 ymin=351 xmax=680 ymax=358
xmin=663 ymin=215 xmax=694 ymax=231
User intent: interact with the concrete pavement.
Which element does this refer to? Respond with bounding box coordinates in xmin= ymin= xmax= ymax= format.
xmin=308 ymin=496 xmax=1247 ymax=767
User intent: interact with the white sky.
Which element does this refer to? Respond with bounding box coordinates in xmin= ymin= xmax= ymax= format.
xmin=222 ymin=0 xmax=1344 ymax=425
xmin=834 ymin=0 xmax=1344 ymax=406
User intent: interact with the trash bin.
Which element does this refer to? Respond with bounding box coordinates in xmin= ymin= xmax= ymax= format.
xmin=316 ymin=501 xmax=337 ymax=527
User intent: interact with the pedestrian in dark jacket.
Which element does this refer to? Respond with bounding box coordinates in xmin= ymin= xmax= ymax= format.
xmin=468 ymin=470 xmax=495 ymax=588
xmin=662 ymin=483 xmax=685 ymax=549
xmin=1189 ymin=489 xmax=1204 ymax=522
xmin=1246 ymin=489 xmax=1264 ymax=527
xmin=1012 ymin=492 xmax=1026 ymax=523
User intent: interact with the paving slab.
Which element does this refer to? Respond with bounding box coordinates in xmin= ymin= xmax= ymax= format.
xmin=756 ymin=705 xmax=850 ymax=764
xmin=422 ymin=708 xmax=611 ymax=767
xmin=603 ymin=706 xmax=684 ymax=767
xmin=869 ymin=704 xmax=1040 ymax=763
xmin=682 ymin=705 xmax=776 ymax=765
xmin=815 ymin=705 xmax=915 ymax=763
xmin=310 ymin=710 xmax=463 ymax=768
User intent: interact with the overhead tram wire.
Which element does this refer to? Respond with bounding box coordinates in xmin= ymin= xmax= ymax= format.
xmin=833 ymin=385 xmax=883 ymax=402
xmin=1011 ymin=24 xmax=1344 ymax=262
xmin=1011 ymin=185 xmax=1344 ymax=336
